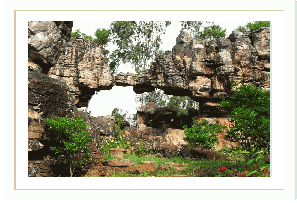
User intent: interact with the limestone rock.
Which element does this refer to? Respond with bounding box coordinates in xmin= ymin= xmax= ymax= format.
xmin=28 ymin=139 xmax=44 ymax=151
xmin=164 ymin=128 xmax=188 ymax=147
xmin=136 ymin=102 xmax=160 ymax=114
xmin=27 ymin=22 xmax=270 ymax=176
xmin=120 ymin=120 xmax=130 ymax=129
xmin=28 ymin=21 xmax=73 ymax=70
xmin=28 ymin=70 xmax=76 ymax=119
xmin=48 ymin=37 xmax=113 ymax=107
xmin=28 ymin=109 xmax=44 ymax=139
xmin=30 ymin=21 xmax=269 ymax=109
xmin=73 ymin=111 xmax=117 ymax=139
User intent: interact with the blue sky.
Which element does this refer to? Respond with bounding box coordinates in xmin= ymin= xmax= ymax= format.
xmin=72 ymin=21 xmax=249 ymax=117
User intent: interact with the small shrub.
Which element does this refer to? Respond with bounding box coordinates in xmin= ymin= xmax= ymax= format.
xmin=183 ymin=119 xmax=226 ymax=150
xmin=44 ymin=116 xmax=92 ymax=177
xmin=94 ymin=28 xmax=110 ymax=46
xmin=71 ymin=29 xmax=81 ymax=38
xmin=246 ymin=21 xmax=270 ymax=32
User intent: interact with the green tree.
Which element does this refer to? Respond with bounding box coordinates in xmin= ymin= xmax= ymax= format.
xmin=180 ymin=21 xmax=203 ymax=38
xmin=71 ymin=28 xmax=110 ymax=47
xmin=111 ymin=108 xmax=127 ymax=125
xmin=126 ymin=113 xmax=137 ymax=128
xmin=108 ymin=21 xmax=171 ymax=73
xmin=246 ymin=21 xmax=270 ymax=33
xmin=197 ymin=23 xmax=226 ymax=40
xmin=237 ymin=21 xmax=270 ymax=33
xmin=218 ymin=84 xmax=270 ymax=155
xmin=81 ymin=33 xmax=94 ymax=41
xmin=44 ymin=116 xmax=92 ymax=177
xmin=93 ymin=28 xmax=110 ymax=46
xmin=135 ymin=89 xmax=171 ymax=107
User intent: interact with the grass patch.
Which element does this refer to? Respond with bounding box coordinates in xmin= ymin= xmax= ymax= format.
xmin=98 ymin=151 xmax=258 ymax=177
xmin=90 ymin=144 xmax=269 ymax=177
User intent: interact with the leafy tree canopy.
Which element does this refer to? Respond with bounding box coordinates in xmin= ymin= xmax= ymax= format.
xmin=108 ymin=21 xmax=171 ymax=74
xmin=197 ymin=23 xmax=226 ymax=40
xmin=71 ymin=28 xmax=109 ymax=47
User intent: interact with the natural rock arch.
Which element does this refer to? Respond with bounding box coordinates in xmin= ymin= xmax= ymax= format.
xmin=27 ymin=21 xmax=270 ymax=176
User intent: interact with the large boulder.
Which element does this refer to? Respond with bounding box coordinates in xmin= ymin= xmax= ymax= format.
xmin=28 ymin=21 xmax=73 ymax=73
xmin=28 ymin=70 xmax=76 ymax=120
xmin=164 ymin=128 xmax=188 ymax=147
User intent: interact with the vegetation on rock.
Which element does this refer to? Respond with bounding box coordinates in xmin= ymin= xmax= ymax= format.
xmin=196 ymin=23 xmax=226 ymax=40
xmin=44 ymin=116 xmax=92 ymax=177
xmin=218 ymin=83 xmax=270 ymax=155
xmin=238 ymin=21 xmax=270 ymax=32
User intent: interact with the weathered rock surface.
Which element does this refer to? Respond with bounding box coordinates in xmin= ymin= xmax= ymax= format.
xmin=28 ymin=70 xmax=76 ymax=119
xmin=38 ymin=24 xmax=269 ymax=108
xmin=28 ymin=21 xmax=73 ymax=73
xmin=164 ymin=128 xmax=188 ymax=147
xmin=112 ymin=28 xmax=270 ymax=104
xmin=28 ymin=22 xmax=269 ymax=110
xmin=136 ymin=102 xmax=199 ymax=131
xmin=27 ymin=21 xmax=270 ymax=177
xmin=48 ymin=37 xmax=113 ymax=107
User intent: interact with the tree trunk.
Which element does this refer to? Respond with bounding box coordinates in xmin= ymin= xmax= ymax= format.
xmin=70 ymin=162 xmax=73 ymax=177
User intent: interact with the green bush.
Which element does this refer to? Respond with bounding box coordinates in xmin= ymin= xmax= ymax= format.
xmin=183 ymin=119 xmax=226 ymax=149
xmin=71 ymin=28 xmax=110 ymax=47
xmin=71 ymin=29 xmax=82 ymax=38
xmin=218 ymin=84 xmax=270 ymax=155
xmin=93 ymin=28 xmax=110 ymax=46
xmin=246 ymin=21 xmax=270 ymax=32
xmin=196 ymin=24 xmax=226 ymax=40
xmin=44 ymin=116 xmax=92 ymax=177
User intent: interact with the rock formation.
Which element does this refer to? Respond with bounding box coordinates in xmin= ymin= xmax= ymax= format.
xmin=35 ymin=22 xmax=270 ymax=110
xmin=27 ymin=21 xmax=270 ymax=176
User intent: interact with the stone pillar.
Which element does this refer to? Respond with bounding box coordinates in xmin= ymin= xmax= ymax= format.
xmin=136 ymin=112 xmax=147 ymax=131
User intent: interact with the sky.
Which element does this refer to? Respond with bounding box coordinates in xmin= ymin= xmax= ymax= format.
xmin=72 ymin=21 xmax=249 ymax=118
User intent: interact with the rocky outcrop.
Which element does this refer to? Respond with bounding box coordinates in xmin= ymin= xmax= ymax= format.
xmin=28 ymin=21 xmax=98 ymax=177
xmin=41 ymin=25 xmax=269 ymax=109
xmin=136 ymin=102 xmax=199 ymax=130
xmin=114 ymin=28 xmax=270 ymax=102
xmin=28 ymin=21 xmax=270 ymax=131
xmin=135 ymin=102 xmax=236 ymax=151
xmin=28 ymin=21 xmax=73 ymax=74
xmin=27 ymin=21 xmax=270 ymax=176
xmin=48 ymin=37 xmax=113 ymax=107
